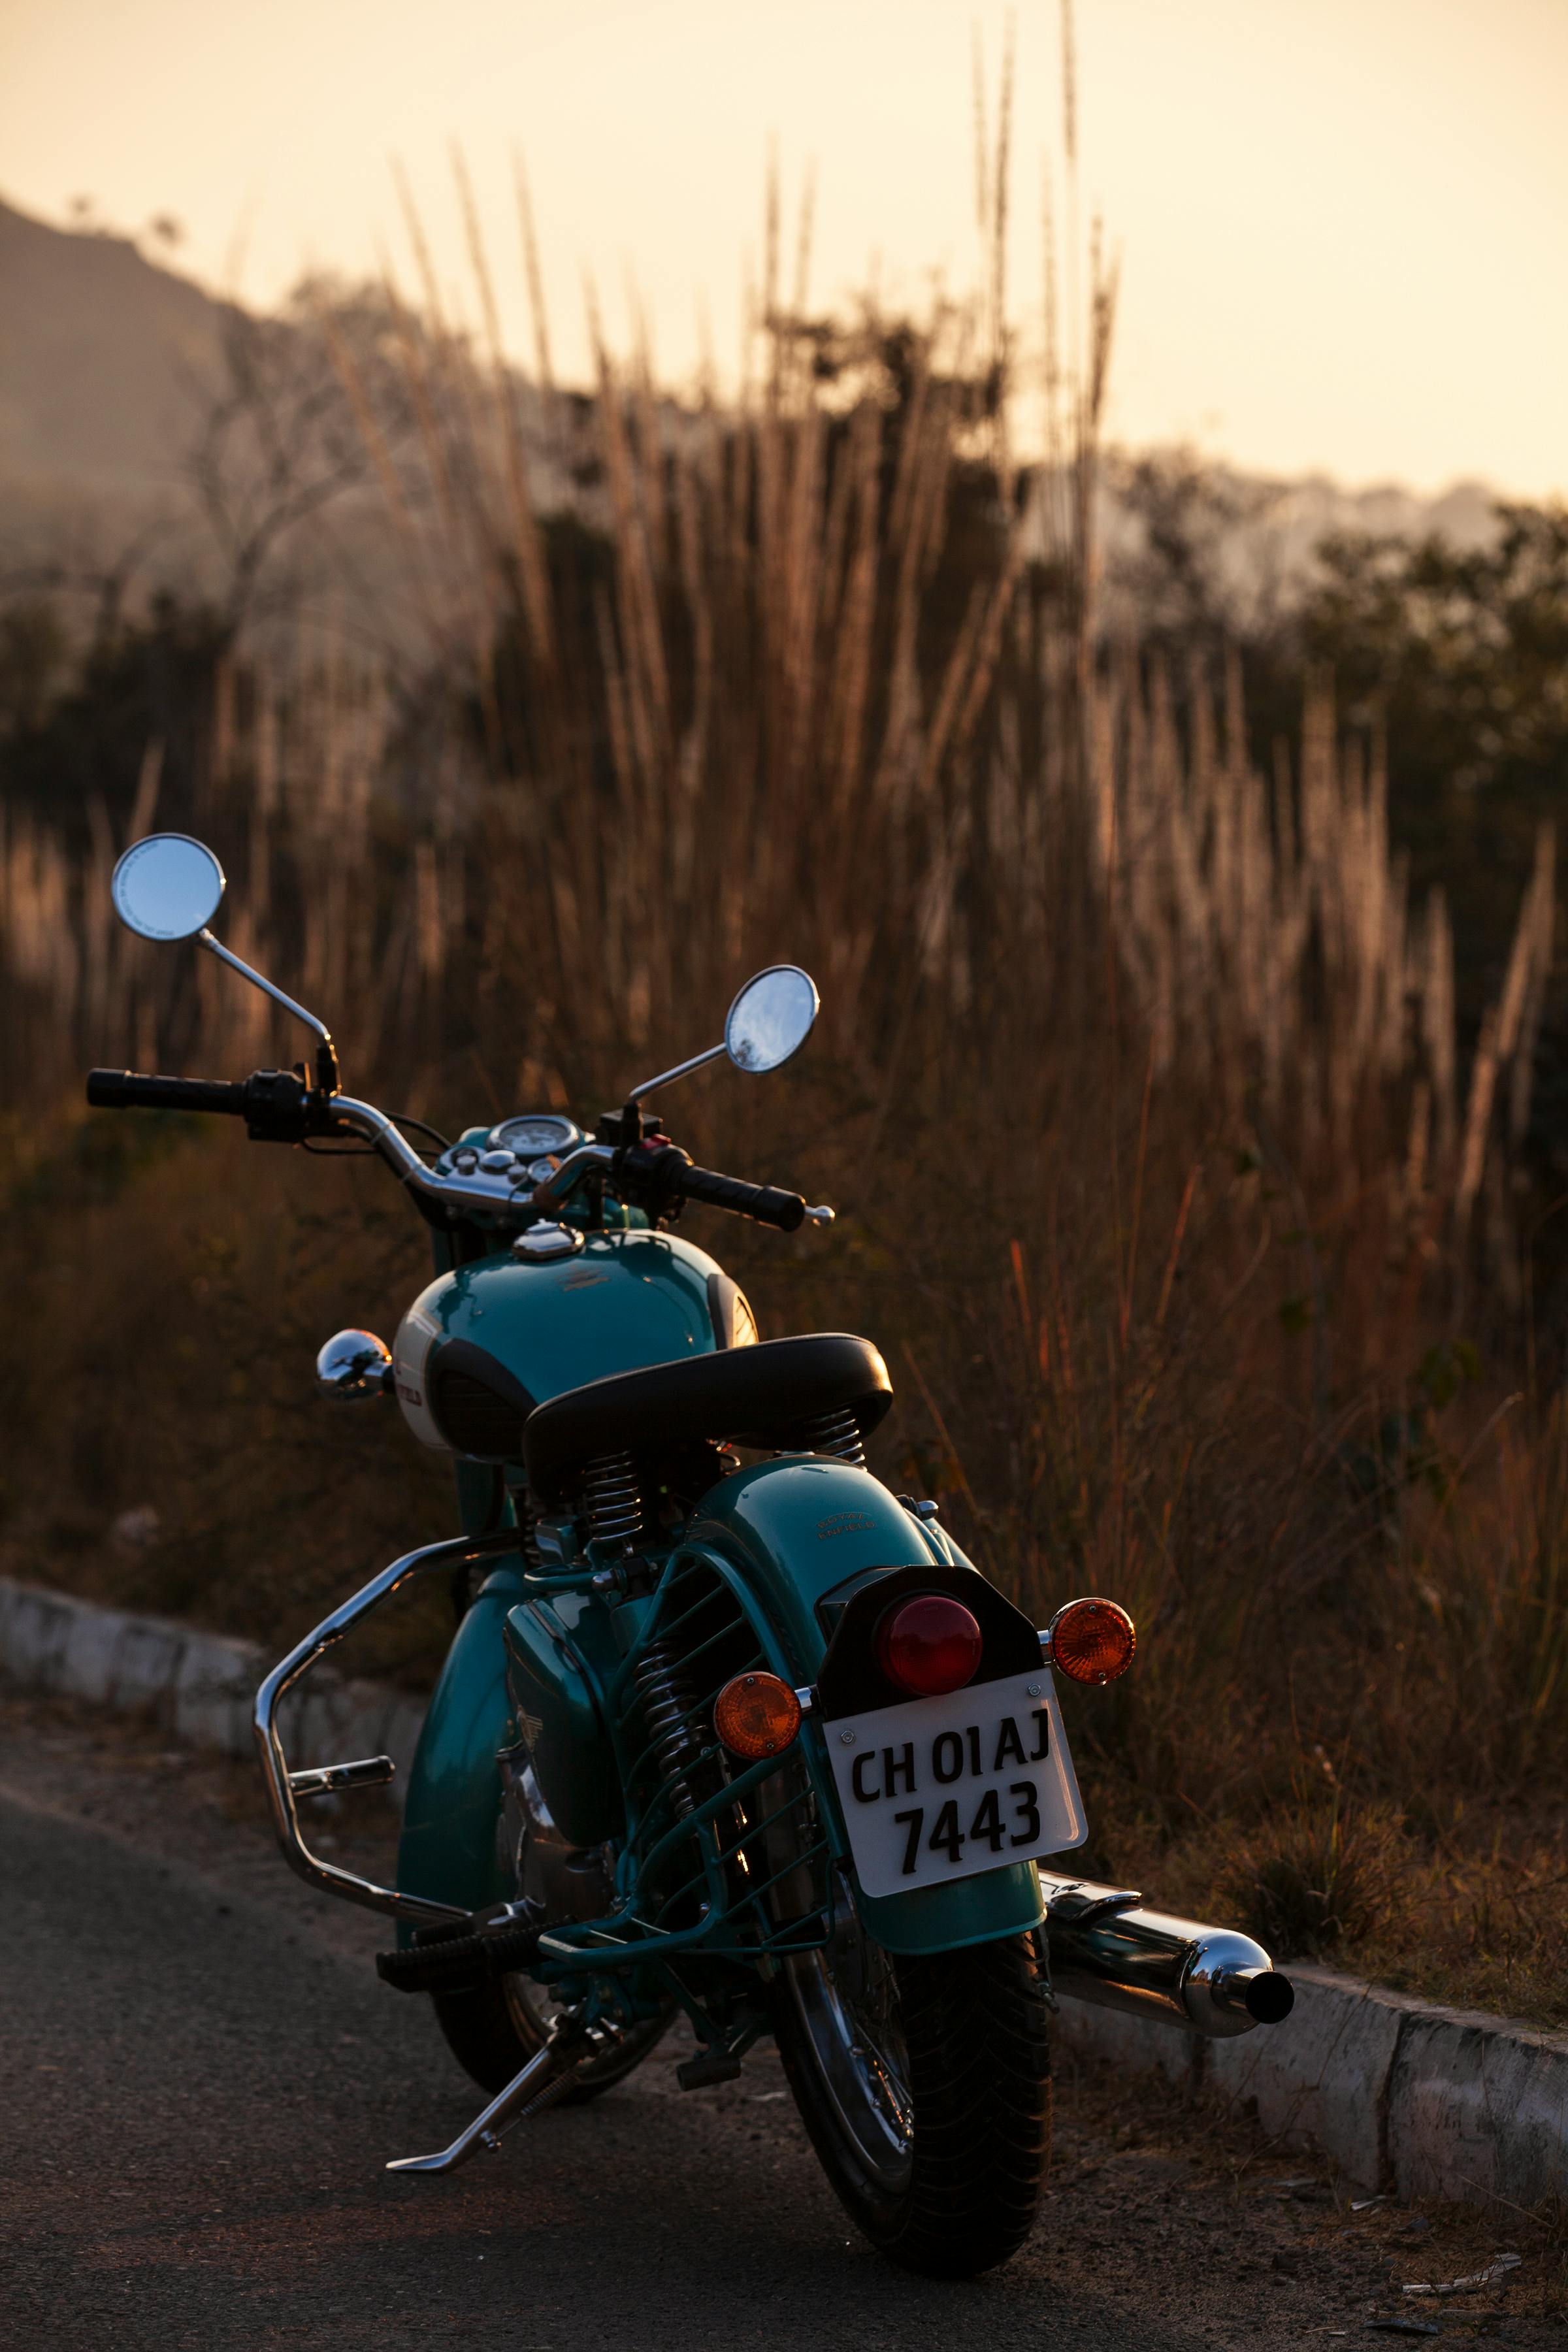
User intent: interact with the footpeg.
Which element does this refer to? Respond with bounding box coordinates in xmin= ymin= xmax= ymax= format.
xmin=375 ymin=1899 xmax=543 ymax=1996
xmin=387 ymin=2015 xmax=613 ymax=2176
xmin=287 ymin=1756 xmax=395 ymax=1797
xmin=676 ymin=2046 xmax=743 ymax=2090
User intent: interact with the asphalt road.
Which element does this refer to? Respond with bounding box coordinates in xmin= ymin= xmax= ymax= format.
xmin=1 ymin=1693 xmax=1557 ymax=2352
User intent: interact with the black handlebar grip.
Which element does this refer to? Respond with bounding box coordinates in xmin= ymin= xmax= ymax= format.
xmin=86 ymin=1069 xmax=248 ymax=1116
xmin=676 ymin=1162 xmax=806 ymax=1232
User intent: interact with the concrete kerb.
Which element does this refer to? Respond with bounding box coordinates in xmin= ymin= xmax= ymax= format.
xmin=1056 ymin=1959 xmax=1568 ymax=2213
xmin=0 ymin=1575 xmax=425 ymax=1804
xmin=6 ymin=1574 xmax=1568 ymax=2213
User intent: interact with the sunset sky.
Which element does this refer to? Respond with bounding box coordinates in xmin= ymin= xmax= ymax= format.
xmin=2 ymin=0 xmax=1565 ymax=496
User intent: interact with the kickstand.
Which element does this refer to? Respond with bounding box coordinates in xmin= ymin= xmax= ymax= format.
xmin=387 ymin=2017 xmax=610 ymax=2176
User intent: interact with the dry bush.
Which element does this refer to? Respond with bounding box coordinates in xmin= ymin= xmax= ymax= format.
xmin=1216 ymin=1797 xmax=1405 ymax=1961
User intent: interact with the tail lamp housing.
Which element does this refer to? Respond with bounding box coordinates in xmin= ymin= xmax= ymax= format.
xmin=875 ymin=1593 xmax=985 ymax=1698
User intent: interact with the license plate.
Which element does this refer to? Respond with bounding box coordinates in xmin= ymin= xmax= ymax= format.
xmin=825 ymin=1674 xmax=1086 ymax=1899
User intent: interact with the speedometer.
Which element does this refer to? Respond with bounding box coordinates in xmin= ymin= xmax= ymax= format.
xmin=491 ymin=1113 xmax=583 ymax=1157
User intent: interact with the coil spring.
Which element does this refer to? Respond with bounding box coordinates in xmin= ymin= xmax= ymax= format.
xmin=799 ymin=1406 xmax=867 ymax=1467
xmin=630 ymin=1638 xmax=702 ymax=1818
xmin=583 ymin=1451 xmax=643 ymax=1545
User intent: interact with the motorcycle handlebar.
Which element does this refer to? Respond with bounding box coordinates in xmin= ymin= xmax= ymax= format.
xmin=82 ymin=1076 xmax=831 ymax=1236
xmin=87 ymin=1069 xmax=248 ymax=1117
xmin=670 ymin=1160 xmax=807 ymax=1233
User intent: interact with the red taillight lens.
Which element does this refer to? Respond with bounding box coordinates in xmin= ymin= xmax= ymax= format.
xmin=875 ymin=1594 xmax=984 ymax=1697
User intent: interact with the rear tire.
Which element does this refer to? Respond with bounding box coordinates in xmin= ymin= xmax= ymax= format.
xmin=773 ymin=1901 xmax=1051 ymax=2278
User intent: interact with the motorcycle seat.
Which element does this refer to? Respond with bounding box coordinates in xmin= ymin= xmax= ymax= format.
xmin=523 ymin=1332 xmax=893 ymax=1507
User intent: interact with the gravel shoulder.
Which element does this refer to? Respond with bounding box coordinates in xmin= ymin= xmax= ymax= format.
xmin=1 ymin=1689 xmax=1561 ymax=2352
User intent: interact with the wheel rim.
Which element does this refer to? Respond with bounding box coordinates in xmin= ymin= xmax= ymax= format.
xmin=783 ymin=1875 xmax=913 ymax=2195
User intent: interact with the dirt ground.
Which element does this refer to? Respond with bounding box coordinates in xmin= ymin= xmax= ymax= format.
xmin=1 ymin=1687 xmax=1562 ymax=2351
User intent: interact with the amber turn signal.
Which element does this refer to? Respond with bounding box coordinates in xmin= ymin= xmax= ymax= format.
xmin=1049 ymin=1597 xmax=1137 ymax=1686
xmin=714 ymin=1671 xmax=802 ymax=1761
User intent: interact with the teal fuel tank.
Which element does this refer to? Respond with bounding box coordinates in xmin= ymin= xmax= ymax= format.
xmin=391 ymin=1229 xmax=736 ymax=1463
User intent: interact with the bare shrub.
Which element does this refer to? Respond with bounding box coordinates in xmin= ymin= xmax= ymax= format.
xmin=1218 ymin=1799 xmax=1406 ymax=1961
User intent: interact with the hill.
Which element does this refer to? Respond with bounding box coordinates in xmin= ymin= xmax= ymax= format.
xmin=0 ymin=195 xmax=232 ymax=497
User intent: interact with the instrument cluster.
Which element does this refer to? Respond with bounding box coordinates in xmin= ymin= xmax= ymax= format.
xmin=444 ymin=1111 xmax=584 ymax=1187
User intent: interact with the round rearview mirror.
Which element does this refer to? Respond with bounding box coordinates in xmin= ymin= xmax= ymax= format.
xmin=725 ymin=964 xmax=820 ymax=1075
xmin=110 ymin=832 xmax=226 ymax=942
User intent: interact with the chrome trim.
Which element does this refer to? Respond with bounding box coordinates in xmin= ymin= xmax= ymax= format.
xmin=803 ymin=1204 xmax=836 ymax=1226
xmin=511 ymin=1220 xmax=585 ymax=1262
xmin=1039 ymin=1872 xmax=1294 ymax=2039
xmin=315 ymin=1328 xmax=393 ymax=1398
xmin=723 ymin=964 xmax=820 ymax=1073
xmin=253 ymin=1527 xmax=519 ymax=1925
xmin=325 ymin=1098 xmax=612 ymax=1222
xmin=287 ymin=1755 xmax=395 ymax=1795
xmin=626 ymin=1039 xmax=729 ymax=1102
xmin=198 ymin=928 xmax=334 ymax=1054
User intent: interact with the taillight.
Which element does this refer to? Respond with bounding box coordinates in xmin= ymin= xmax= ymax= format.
xmin=1049 ymin=1597 xmax=1136 ymax=1686
xmin=875 ymin=1594 xmax=984 ymax=1697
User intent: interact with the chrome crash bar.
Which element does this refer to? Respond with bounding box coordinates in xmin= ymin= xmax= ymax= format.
xmin=253 ymin=1527 xmax=521 ymax=1927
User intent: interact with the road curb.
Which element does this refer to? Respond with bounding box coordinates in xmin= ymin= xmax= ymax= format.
xmin=6 ymin=1575 xmax=1566 ymax=2213
xmin=0 ymin=1575 xmax=425 ymax=1805
xmin=1054 ymin=1963 xmax=1568 ymax=2212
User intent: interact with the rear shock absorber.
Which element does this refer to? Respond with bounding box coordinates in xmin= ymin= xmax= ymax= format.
xmin=630 ymin=1639 xmax=703 ymax=1820
xmin=798 ymin=1406 xmax=867 ymax=1467
xmin=583 ymin=1452 xmax=643 ymax=1545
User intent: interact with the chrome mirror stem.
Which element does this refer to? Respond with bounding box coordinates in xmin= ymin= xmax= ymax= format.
xmin=197 ymin=929 xmax=339 ymax=1090
xmin=625 ymin=1039 xmax=728 ymax=1102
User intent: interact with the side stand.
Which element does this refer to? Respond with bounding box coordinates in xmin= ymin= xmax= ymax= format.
xmin=385 ymin=2017 xmax=613 ymax=2176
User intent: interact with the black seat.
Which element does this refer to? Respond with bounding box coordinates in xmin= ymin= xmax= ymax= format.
xmin=523 ymin=1333 xmax=892 ymax=1507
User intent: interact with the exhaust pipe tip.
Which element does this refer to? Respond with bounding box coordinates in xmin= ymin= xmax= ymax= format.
xmin=1204 ymin=1961 xmax=1297 ymax=2031
xmin=1240 ymin=1968 xmax=1295 ymax=2025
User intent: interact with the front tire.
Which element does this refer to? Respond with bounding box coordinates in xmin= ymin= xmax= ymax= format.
xmin=773 ymin=1894 xmax=1051 ymax=2278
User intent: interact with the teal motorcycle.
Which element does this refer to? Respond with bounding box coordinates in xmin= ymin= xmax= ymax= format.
xmin=90 ymin=832 xmax=1294 ymax=2279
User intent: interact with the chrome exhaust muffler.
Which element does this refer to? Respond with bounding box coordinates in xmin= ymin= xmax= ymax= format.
xmin=1039 ymin=1874 xmax=1294 ymax=2038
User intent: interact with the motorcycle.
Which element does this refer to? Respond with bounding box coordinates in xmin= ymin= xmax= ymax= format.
xmin=89 ymin=830 xmax=1296 ymax=2279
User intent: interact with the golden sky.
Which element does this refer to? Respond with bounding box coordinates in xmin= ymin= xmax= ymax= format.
xmin=2 ymin=0 xmax=1565 ymax=495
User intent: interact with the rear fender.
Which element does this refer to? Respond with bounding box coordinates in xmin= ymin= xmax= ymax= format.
xmin=684 ymin=1458 xmax=1046 ymax=1955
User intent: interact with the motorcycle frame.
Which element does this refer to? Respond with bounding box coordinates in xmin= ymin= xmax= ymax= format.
xmin=254 ymin=1519 xmax=862 ymax=1980
xmin=253 ymin=1497 xmax=1045 ymax=2000
xmin=525 ymin=1539 xmax=840 ymax=1981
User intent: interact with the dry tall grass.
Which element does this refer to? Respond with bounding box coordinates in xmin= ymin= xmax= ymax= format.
xmin=2 ymin=106 xmax=1563 ymax=2008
